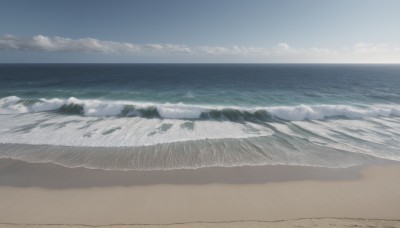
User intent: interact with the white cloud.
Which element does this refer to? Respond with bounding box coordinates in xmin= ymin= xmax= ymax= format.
xmin=353 ymin=42 xmax=395 ymax=54
xmin=195 ymin=45 xmax=268 ymax=56
xmin=1 ymin=35 xmax=141 ymax=53
xmin=346 ymin=42 xmax=400 ymax=63
xmin=273 ymin=43 xmax=338 ymax=57
xmin=1 ymin=34 xmax=400 ymax=63
xmin=270 ymin=42 xmax=400 ymax=63
xmin=0 ymin=34 xmax=268 ymax=56
xmin=274 ymin=43 xmax=295 ymax=54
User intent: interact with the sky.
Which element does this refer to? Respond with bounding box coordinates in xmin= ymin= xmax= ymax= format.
xmin=0 ymin=0 xmax=400 ymax=63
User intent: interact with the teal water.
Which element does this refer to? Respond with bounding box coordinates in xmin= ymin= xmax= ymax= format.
xmin=2 ymin=64 xmax=400 ymax=106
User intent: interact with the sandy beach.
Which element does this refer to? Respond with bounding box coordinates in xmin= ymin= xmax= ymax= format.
xmin=0 ymin=158 xmax=399 ymax=227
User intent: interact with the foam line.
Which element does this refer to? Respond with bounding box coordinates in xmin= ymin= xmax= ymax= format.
xmin=1 ymin=96 xmax=400 ymax=121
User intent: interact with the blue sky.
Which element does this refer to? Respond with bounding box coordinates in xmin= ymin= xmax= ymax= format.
xmin=1 ymin=0 xmax=400 ymax=63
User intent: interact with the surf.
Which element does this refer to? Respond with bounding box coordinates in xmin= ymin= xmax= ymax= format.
xmin=2 ymin=96 xmax=400 ymax=122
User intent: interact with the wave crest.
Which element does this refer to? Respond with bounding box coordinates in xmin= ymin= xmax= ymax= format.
xmin=1 ymin=96 xmax=400 ymax=121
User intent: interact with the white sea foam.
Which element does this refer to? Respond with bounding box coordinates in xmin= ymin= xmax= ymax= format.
xmin=0 ymin=112 xmax=399 ymax=170
xmin=1 ymin=96 xmax=400 ymax=121
xmin=0 ymin=112 xmax=273 ymax=147
xmin=1 ymin=96 xmax=400 ymax=170
xmin=265 ymin=104 xmax=399 ymax=120
xmin=156 ymin=103 xmax=204 ymax=119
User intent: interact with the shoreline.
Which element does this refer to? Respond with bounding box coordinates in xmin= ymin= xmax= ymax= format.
xmin=1 ymin=218 xmax=400 ymax=228
xmin=0 ymin=158 xmax=399 ymax=226
xmin=0 ymin=158 xmax=373 ymax=188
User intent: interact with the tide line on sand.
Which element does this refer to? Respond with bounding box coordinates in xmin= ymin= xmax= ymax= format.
xmin=0 ymin=218 xmax=400 ymax=228
xmin=0 ymin=159 xmax=399 ymax=226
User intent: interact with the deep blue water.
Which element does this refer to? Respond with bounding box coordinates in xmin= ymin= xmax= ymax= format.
xmin=1 ymin=64 xmax=400 ymax=106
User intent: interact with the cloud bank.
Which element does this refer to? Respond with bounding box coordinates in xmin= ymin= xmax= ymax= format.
xmin=1 ymin=34 xmax=400 ymax=63
xmin=0 ymin=34 xmax=267 ymax=56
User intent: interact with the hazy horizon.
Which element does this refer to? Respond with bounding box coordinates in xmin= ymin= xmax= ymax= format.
xmin=1 ymin=0 xmax=400 ymax=63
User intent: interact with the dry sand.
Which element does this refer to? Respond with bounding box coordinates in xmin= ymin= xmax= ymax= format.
xmin=0 ymin=158 xmax=399 ymax=227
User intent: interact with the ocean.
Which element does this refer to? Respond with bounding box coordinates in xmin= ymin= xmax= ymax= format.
xmin=1 ymin=64 xmax=400 ymax=170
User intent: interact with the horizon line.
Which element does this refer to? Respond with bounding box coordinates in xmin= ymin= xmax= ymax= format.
xmin=1 ymin=62 xmax=400 ymax=65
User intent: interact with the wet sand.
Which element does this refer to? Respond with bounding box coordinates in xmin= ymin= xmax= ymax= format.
xmin=0 ymin=158 xmax=399 ymax=227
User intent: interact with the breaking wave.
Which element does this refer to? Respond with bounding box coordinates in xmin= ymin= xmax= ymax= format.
xmin=1 ymin=96 xmax=400 ymax=122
